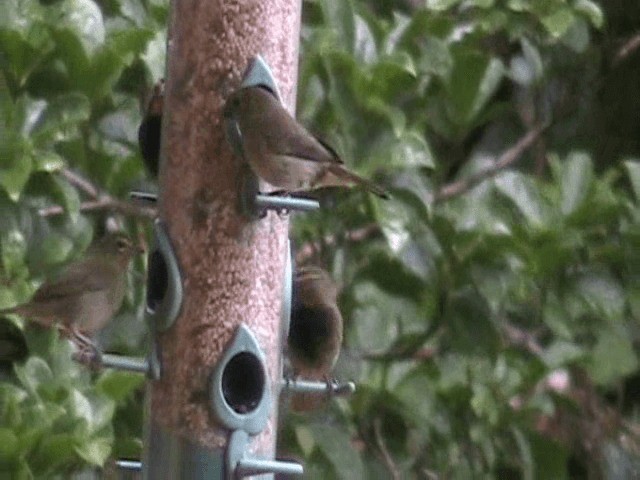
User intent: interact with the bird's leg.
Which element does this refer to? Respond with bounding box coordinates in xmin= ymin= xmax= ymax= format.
xmin=69 ymin=327 xmax=102 ymax=368
xmin=283 ymin=366 xmax=299 ymax=387
xmin=323 ymin=375 xmax=338 ymax=402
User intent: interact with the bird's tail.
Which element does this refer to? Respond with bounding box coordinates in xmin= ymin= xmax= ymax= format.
xmin=328 ymin=165 xmax=390 ymax=199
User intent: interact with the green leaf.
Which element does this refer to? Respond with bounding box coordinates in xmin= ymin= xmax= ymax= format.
xmin=33 ymin=151 xmax=65 ymax=172
xmin=74 ymin=437 xmax=112 ymax=466
xmin=529 ymin=433 xmax=568 ymax=479
xmin=494 ymin=171 xmax=548 ymax=227
xmin=396 ymin=368 xmax=438 ymax=431
xmin=0 ymin=429 xmax=19 ymax=461
xmin=379 ymin=191 xmax=427 ymax=255
xmin=67 ymin=389 xmax=93 ymax=428
xmin=0 ymin=0 xmax=43 ymax=29
xmin=31 ymin=433 xmax=77 ymax=474
xmin=574 ymin=0 xmax=604 ymax=28
xmin=14 ymin=357 xmax=54 ymax=395
xmin=321 ymin=0 xmax=355 ymax=54
xmin=624 ymin=160 xmax=640 ymax=202
xmin=141 ymin=30 xmax=167 ymax=83
xmin=363 ymin=96 xmax=406 ymax=137
xmin=81 ymin=27 xmax=153 ymax=100
xmin=52 ymin=0 xmax=105 ymax=57
xmin=541 ymin=341 xmax=585 ymax=368
xmin=31 ymin=93 xmax=91 ymax=145
xmin=416 ymin=35 xmax=452 ymax=78
xmin=447 ymin=51 xmax=504 ymax=126
xmin=28 ymin=230 xmax=76 ymax=269
xmin=312 ymin=424 xmax=364 ymax=480
xmin=426 ymin=0 xmax=464 ymax=11
xmin=510 ymin=38 xmax=543 ymax=86
xmin=96 ymin=371 xmax=145 ymax=403
xmin=87 ymin=394 xmax=115 ymax=432
xmin=0 ymin=8 xmax=54 ymax=88
xmin=560 ymin=16 xmax=590 ymax=53
xmin=51 ymin=175 xmax=81 ymax=221
xmin=354 ymin=14 xmax=377 ymax=63
xmin=0 ymin=135 xmax=33 ymax=201
xmin=294 ymin=424 xmax=315 ymax=457
xmin=0 ymin=227 xmax=28 ymax=278
xmin=542 ymin=293 xmax=573 ymax=339
xmin=392 ymin=131 xmax=435 ymax=168
xmin=118 ymin=0 xmax=147 ymax=27
xmin=541 ymin=7 xmax=576 ymax=38
xmin=349 ymin=281 xmax=424 ymax=353
xmin=575 ymin=272 xmax=625 ymax=319
xmin=560 ymin=152 xmax=593 ymax=216
xmin=588 ymin=327 xmax=638 ymax=385
xmin=357 ymin=252 xmax=428 ymax=299
xmin=511 ymin=427 xmax=534 ymax=480
xmin=469 ymin=0 xmax=495 ymax=6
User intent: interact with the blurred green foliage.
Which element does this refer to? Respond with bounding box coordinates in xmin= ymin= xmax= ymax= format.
xmin=0 ymin=0 xmax=164 ymax=476
xmin=1 ymin=0 xmax=640 ymax=478
xmin=289 ymin=0 xmax=640 ymax=478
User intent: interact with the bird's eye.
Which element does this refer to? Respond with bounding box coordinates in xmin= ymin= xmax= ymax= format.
xmin=116 ymin=238 xmax=130 ymax=252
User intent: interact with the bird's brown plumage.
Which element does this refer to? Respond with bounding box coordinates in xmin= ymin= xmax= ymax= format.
xmin=227 ymin=86 xmax=389 ymax=198
xmin=0 ymin=233 xmax=140 ymax=336
xmin=287 ymin=266 xmax=344 ymax=411
xmin=288 ymin=267 xmax=343 ymax=379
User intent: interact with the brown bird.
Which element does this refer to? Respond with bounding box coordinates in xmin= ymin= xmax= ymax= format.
xmin=226 ymin=86 xmax=389 ymax=198
xmin=288 ymin=266 xmax=343 ymax=397
xmin=0 ymin=232 xmax=141 ymax=356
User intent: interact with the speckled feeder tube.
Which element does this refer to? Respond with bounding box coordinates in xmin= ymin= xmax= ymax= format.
xmin=142 ymin=0 xmax=301 ymax=477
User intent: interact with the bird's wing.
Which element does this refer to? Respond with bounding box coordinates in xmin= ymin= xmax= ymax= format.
xmin=31 ymin=259 xmax=115 ymax=301
xmin=279 ymin=126 xmax=344 ymax=165
xmin=260 ymin=94 xmax=344 ymax=165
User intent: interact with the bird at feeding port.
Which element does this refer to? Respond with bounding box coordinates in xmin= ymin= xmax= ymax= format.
xmin=0 ymin=232 xmax=142 ymax=362
xmin=225 ymin=85 xmax=389 ymax=199
xmin=138 ymin=80 xmax=164 ymax=177
xmin=287 ymin=266 xmax=344 ymax=410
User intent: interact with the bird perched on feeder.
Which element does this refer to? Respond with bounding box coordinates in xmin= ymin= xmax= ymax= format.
xmin=0 ymin=232 xmax=142 ymax=360
xmin=287 ymin=266 xmax=344 ymax=410
xmin=225 ymin=85 xmax=389 ymax=198
xmin=138 ymin=80 xmax=164 ymax=177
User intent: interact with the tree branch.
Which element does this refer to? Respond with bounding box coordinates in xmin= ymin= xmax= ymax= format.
xmin=39 ymin=168 xmax=157 ymax=219
xmin=39 ymin=198 xmax=156 ymax=219
xmin=432 ymin=124 xmax=548 ymax=204
xmin=60 ymin=168 xmax=99 ymax=197
xmin=501 ymin=321 xmax=544 ymax=356
xmin=374 ymin=417 xmax=400 ymax=480
xmin=613 ymin=32 xmax=640 ymax=67
xmin=361 ymin=346 xmax=438 ymax=362
xmin=295 ymin=223 xmax=382 ymax=264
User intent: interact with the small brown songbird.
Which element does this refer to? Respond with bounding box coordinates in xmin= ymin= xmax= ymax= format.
xmin=0 ymin=233 xmax=141 ymax=355
xmin=226 ymin=86 xmax=389 ymax=198
xmin=288 ymin=266 xmax=343 ymax=384
xmin=138 ymin=80 xmax=164 ymax=177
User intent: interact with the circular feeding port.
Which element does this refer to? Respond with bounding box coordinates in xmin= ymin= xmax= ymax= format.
xmin=221 ymin=351 xmax=265 ymax=414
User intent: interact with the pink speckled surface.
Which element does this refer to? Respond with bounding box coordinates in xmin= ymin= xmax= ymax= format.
xmin=150 ymin=0 xmax=301 ymax=456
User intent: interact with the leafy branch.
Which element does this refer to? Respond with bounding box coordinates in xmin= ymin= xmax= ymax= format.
xmin=39 ymin=168 xmax=157 ymax=219
xmin=432 ymin=124 xmax=548 ymax=203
